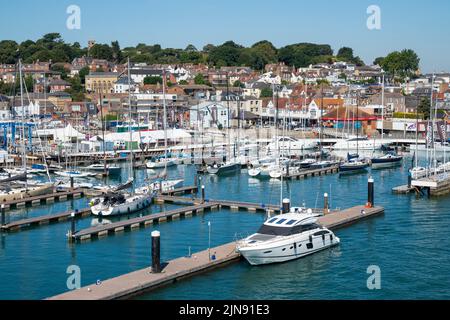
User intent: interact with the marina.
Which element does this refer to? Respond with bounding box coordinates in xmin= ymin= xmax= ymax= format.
xmin=2 ymin=5 xmax=450 ymax=303
xmin=49 ymin=204 xmax=384 ymax=300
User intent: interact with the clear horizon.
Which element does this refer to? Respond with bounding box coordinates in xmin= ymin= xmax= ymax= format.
xmin=1 ymin=0 xmax=449 ymax=73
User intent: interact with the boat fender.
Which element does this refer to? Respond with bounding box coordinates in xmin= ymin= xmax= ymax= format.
xmin=309 ymin=235 xmax=313 ymax=243
xmin=322 ymin=234 xmax=326 ymax=242
xmin=330 ymin=234 xmax=333 ymax=241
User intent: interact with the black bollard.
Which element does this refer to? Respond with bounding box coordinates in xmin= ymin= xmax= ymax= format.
xmin=368 ymin=177 xmax=374 ymax=208
xmin=201 ymin=185 xmax=205 ymax=203
xmin=1 ymin=204 xmax=5 ymax=226
xmin=282 ymin=199 xmax=291 ymax=214
xmin=151 ymin=231 xmax=161 ymax=273
xmin=70 ymin=211 xmax=77 ymax=236
xmin=324 ymin=193 xmax=329 ymax=214
xmin=408 ymin=170 xmax=412 ymax=188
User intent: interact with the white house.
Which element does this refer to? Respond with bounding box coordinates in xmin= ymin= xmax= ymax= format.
xmin=190 ymin=102 xmax=229 ymax=129
xmin=114 ymin=77 xmax=137 ymax=94
xmin=13 ymin=101 xmax=40 ymax=118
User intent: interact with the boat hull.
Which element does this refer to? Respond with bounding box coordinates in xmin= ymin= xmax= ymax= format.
xmin=91 ymin=193 xmax=153 ymax=217
xmin=339 ymin=163 xmax=369 ymax=174
xmin=0 ymin=183 xmax=54 ymax=202
xmin=371 ymin=157 xmax=403 ymax=169
xmin=207 ymin=163 xmax=241 ymax=175
xmin=238 ymin=234 xmax=340 ymax=266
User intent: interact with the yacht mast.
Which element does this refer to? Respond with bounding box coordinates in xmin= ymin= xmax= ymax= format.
xmin=381 ymin=71 xmax=385 ymax=142
xmin=19 ymin=59 xmax=28 ymax=190
xmin=127 ymin=57 xmax=134 ymax=186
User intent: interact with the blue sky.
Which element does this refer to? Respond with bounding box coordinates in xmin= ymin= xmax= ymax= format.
xmin=1 ymin=0 xmax=449 ymax=72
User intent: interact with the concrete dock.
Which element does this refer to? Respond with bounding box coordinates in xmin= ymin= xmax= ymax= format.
xmin=71 ymin=202 xmax=220 ymax=241
xmin=49 ymin=204 xmax=384 ymax=300
xmin=1 ymin=189 xmax=85 ymax=211
xmin=1 ymin=208 xmax=91 ymax=232
xmin=285 ymin=164 xmax=340 ymax=180
xmin=48 ymin=242 xmax=239 ymax=300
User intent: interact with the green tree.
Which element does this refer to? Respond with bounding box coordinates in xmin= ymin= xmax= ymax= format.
xmin=208 ymin=41 xmax=243 ymax=66
xmin=178 ymin=80 xmax=188 ymax=85
xmin=194 ymin=74 xmax=206 ymax=85
xmin=89 ymin=44 xmax=113 ymax=60
xmin=417 ymin=97 xmax=431 ymax=120
xmin=111 ymin=41 xmax=123 ymax=63
xmin=233 ymin=80 xmax=245 ymax=88
xmin=143 ymin=76 xmax=163 ymax=85
xmin=50 ymin=64 xmax=70 ymax=80
xmin=185 ymin=44 xmax=198 ymax=52
xmin=373 ymin=57 xmax=385 ymax=66
xmin=278 ymin=43 xmax=333 ymax=68
xmin=0 ymin=40 xmax=19 ymax=63
xmin=78 ymin=66 xmax=90 ymax=84
xmin=260 ymin=87 xmax=273 ymax=98
xmin=380 ymin=49 xmax=420 ymax=79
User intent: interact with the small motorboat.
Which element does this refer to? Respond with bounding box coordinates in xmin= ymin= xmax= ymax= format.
xmin=83 ymin=164 xmax=122 ymax=176
xmin=371 ymin=153 xmax=403 ymax=169
xmin=339 ymin=160 xmax=369 ymax=175
xmin=54 ymin=170 xmax=97 ymax=179
xmin=237 ymin=203 xmax=340 ymax=265
xmin=146 ymin=158 xmax=177 ymax=169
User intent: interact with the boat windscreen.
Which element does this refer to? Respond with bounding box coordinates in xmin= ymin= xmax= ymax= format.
xmin=257 ymin=223 xmax=320 ymax=236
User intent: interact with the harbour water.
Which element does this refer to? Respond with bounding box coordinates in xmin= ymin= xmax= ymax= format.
xmin=1 ymin=154 xmax=450 ymax=300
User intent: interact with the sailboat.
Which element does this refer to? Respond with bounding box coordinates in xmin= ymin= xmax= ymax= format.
xmin=371 ymin=72 xmax=403 ymax=169
xmin=0 ymin=59 xmax=54 ymax=202
xmin=207 ymin=73 xmax=241 ymax=176
xmin=409 ymin=74 xmax=438 ymax=179
xmin=339 ymin=94 xmax=369 ymax=175
xmin=90 ymin=58 xmax=153 ymax=217
xmin=138 ymin=68 xmax=184 ymax=193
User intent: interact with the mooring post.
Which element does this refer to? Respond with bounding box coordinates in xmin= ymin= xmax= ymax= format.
xmin=368 ymin=177 xmax=374 ymax=208
xmin=1 ymin=204 xmax=5 ymax=226
xmin=201 ymin=185 xmax=205 ymax=203
xmin=324 ymin=193 xmax=329 ymax=214
xmin=71 ymin=210 xmax=77 ymax=236
xmin=151 ymin=231 xmax=161 ymax=273
xmin=70 ymin=177 xmax=74 ymax=190
xmin=282 ymin=198 xmax=291 ymax=214
xmin=408 ymin=170 xmax=412 ymax=188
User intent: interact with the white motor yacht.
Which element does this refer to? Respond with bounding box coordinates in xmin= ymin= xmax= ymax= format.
xmin=237 ymin=207 xmax=340 ymax=265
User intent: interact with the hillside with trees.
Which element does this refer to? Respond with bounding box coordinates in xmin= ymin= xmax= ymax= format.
xmin=0 ymin=33 xmax=376 ymax=69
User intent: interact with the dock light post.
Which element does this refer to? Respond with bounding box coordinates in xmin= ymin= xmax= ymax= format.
xmin=1 ymin=204 xmax=5 ymax=227
xmin=208 ymin=221 xmax=211 ymax=261
xmin=151 ymin=231 xmax=161 ymax=273
xmin=324 ymin=193 xmax=329 ymax=214
xmin=282 ymin=199 xmax=291 ymax=214
xmin=70 ymin=210 xmax=77 ymax=236
xmin=70 ymin=177 xmax=74 ymax=190
xmin=368 ymin=177 xmax=374 ymax=208
xmin=201 ymin=185 xmax=205 ymax=203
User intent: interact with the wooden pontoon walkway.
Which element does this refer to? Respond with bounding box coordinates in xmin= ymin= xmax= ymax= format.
xmin=285 ymin=164 xmax=340 ymax=180
xmin=48 ymin=242 xmax=239 ymax=300
xmin=49 ymin=204 xmax=384 ymax=300
xmin=1 ymin=208 xmax=91 ymax=231
xmin=71 ymin=202 xmax=220 ymax=241
xmin=1 ymin=189 xmax=84 ymax=211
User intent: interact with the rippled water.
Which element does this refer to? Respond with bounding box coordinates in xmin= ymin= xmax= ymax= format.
xmin=1 ymin=154 xmax=450 ymax=300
